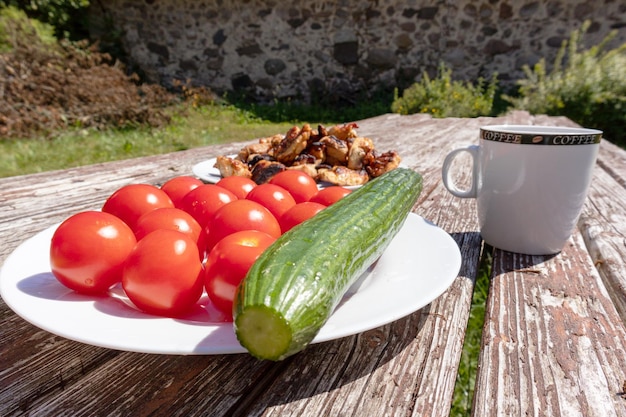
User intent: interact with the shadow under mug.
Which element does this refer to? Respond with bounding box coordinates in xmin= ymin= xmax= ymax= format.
xmin=442 ymin=125 xmax=602 ymax=255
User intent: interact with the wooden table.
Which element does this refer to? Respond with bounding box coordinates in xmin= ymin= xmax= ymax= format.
xmin=2 ymin=111 xmax=625 ymax=416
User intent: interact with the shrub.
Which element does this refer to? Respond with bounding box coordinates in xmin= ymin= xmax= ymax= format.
xmin=0 ymin=6 xmax=179 ymax=138
xmin=503 ymin=21 xmax=626 ymax=145
xmin=391 ymin=63 xmax=498 ymax=118
xmin=0 ymin=0 xmax=90 ymax=40
xmin=0 ymin=5 xmax=56 ymax=52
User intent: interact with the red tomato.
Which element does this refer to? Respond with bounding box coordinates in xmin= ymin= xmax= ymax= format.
xmin=205 ymin=230 xmax=276 ymax=317
xmin=245 ymin=183 xmax=296 ymax=220
xmin=102 ymin=183 xmax=174 ymax=230
xmin=216 ymin=176 xmax=257 ymax=199
xmin=160 ymin=176 xmax=203 ymax=208
xmin=204 ymin=200 xmax=281 ymax=252
xmin=179 ymin=184 xmax=237 ymax=229
xmin=50 ymin=211 xmax=137 ymax=294
xmin=309 ymin=186 xmax=352 ymax=206
xmin=269 ymin=170 xmax=318 ymax=203
xmin=134 ymin=207 xmax=205 ymax=256
xmin=279 ymin=202 xmax=326 ymax=233
xmin=122 ymin=229 xmax=204 ymax=317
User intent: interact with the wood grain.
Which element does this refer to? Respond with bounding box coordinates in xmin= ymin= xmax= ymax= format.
xmin=2 ymin=111 xmax=624 ymax=416
xmin=580 ymin=141 xmax=626 ymax=323
xmin=473 ymin=137 xmax=626 ymax=416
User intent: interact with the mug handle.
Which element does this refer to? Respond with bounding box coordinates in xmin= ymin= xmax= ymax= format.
xmin=442 ymin=145 xmax=479 ymax=198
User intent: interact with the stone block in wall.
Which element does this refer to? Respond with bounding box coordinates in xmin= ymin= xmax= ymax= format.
xmin=88 ymin=0 xmax=626 ymax=103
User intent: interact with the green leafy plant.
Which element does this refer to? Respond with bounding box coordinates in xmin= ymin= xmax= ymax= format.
xmin=391 ymin=63 xmax=498 ymax=118
xmin=503 ymin=21 xmax=626 ymax=145
xmin=0 ymin=4 xmax=179 ymax=138
xmin=0 ymin=5 xmax=56 ymax=52
xmin=1 ymin=0 xmax=90 ymax=39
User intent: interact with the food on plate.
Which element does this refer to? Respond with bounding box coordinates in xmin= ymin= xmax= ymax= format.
xmin=268 ymin=170 xmax=318 ymax=203
xmin=204 ymin=199 xmax=281 ymax=252
xmin=213 ymin=123 xmax=401 ymax=186
xmin=205 ymin=230 xmax=277 ymax=319
xmin=178 ymin=184 xmax=237 ymax=229
xmin=233 ymin=167 xmax=423 ymax=361
xmin=133 ymin=207 xmax=205 ymax=258
xmin=309 ymin=186 xmax=352 ymax=206
xmin=122 ymin=229 xmax=204 ymax=317
xmin=102 ymin=183 xmax=174 ymax=231
xmin=278 ymin=201 xmax=326 ymax=233
xmin=216 ymin=176 xmax=257 ymax=199
xmin=160 ymin=175 xmax=203 ymax=208
xmin=48 ymin=174 xmax=336 ymax=310
xmin=50 ymin=211 xmax=137 ymax=294
xmin=245 ymin=183 xmax=296 ymax=220
xmin=49 ymin=169 xmax=415 ymax=344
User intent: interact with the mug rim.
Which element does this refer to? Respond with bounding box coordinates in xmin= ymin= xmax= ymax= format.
xmin=480 ymin=124 xmax=602 ymax=145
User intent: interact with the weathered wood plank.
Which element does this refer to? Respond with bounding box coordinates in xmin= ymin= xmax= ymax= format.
xmin=597 ymin=139 xmax=626 ymax=189
xmin=473 ymin=123 xmax=626 ymax=416
xmin=227 ymin=111 xmax=572 ymax=416
xmin=0 ymin=320 xmax=119 ymax=416
xmin=0 ymin=113 xmax=471 ymax=417
xmin=238 ymin=179 xmax=482 ymax=417
xmin=474 ymin=240 xmax=626 ymax=416
xmin=578 ymin=156 xmax=626 ymax=323
xmin=2 ymin=111 xmax=613 ymax=417
xmin=0 ymin=143 xmax=257 ymax=416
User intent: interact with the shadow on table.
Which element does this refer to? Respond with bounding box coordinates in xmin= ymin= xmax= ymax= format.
xmin=488 ymin=242 xmax=562 ymax=278
xmin=9 ymin=229 xmax=476 ymax=416
xmin=204 ymin=230 xmax=480 ymax=415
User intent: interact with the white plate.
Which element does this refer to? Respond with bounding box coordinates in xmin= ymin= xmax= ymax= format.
xmin=192 ymin=157 xmax=227 ymax=184
xmin=192 ymin=156 xmax=393 ymax=190
xmin=0 ymin=213 xmax=461 ymax=355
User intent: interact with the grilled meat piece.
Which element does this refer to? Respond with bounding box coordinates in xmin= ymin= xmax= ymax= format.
xmin=211 ymin=123 xmax=401 ymax=186
xmin=287 ymin=164 xmax=318 ymax=179
xmin=292 ymin=153 xmax=317 ymax=165
xmin=246 ymin=153 xmax=276 ymax=170
xmin=214 ymin=155 xmax=252 ymax=178
xmin=320 ymin=135 xmax=348 ymax=166
xmin=251 ymin=159 xmax=286 ymax=184
xmin=364 ymin=150 xmax=402 ymax=177
xmin=317 ymin=166 xmax=369 ymax=186
xmin=304 ymin=141 xmax=326 ymax=162
xmin=273 ymin=125 xmax=312 ymax=165
xmin=327 ymin=122 xmax=359 ymax=141
xmin=237 ymin=135 xmax=281 ymax=161
xmin=347 ymin=136 xmax=375 ymax=170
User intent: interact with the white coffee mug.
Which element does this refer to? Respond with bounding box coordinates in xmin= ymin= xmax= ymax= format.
xmin=442 ymin=125 xmax=602 ymax=255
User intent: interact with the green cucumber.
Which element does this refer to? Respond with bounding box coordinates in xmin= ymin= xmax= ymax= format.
xmin=233 ymin=167 xmax=423 ymax=360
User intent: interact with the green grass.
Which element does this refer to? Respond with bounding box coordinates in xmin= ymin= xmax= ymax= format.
xmin=451 ymin=250 xmax=491 ymax=416
xmin=0 ymin=93 xmax=397 ymax=178
xmin=0 ymin=104 xmax=301 ymax=178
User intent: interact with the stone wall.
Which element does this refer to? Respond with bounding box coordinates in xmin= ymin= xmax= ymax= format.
xmin=89 ymin=0 xmax=626 ymax=103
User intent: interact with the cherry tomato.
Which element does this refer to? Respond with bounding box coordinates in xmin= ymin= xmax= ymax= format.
xmin=122 ymin=229 xmax=204 ymax=317
xmin=309 ymin=186 xmax=352 ymax=206
xmin=134 ymin=207 xmax=205 ymax=256
xmin=102 ymin=183 xmax=174 ymax=230
xmin=50 ymin=211 xmax=137 ymax=294
xmin=279 ymin=201 xmax=326 ymax=233
xmin=160 ymin=176 xmax=203 ymax=208
xmin=216 ymin=176 xmax=257 ymax=199
xmin=179 ymin=184 xmax=237 ymax=229
xmin=269 ymin=170 xmax=318 ymax=203
xmin=245 ymin=183 xmax=297 ymax=220
xmin=204 ymin=199 xmax=281 ymax=252
xmin=205 ymin=230 xmax=276 ymax=317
